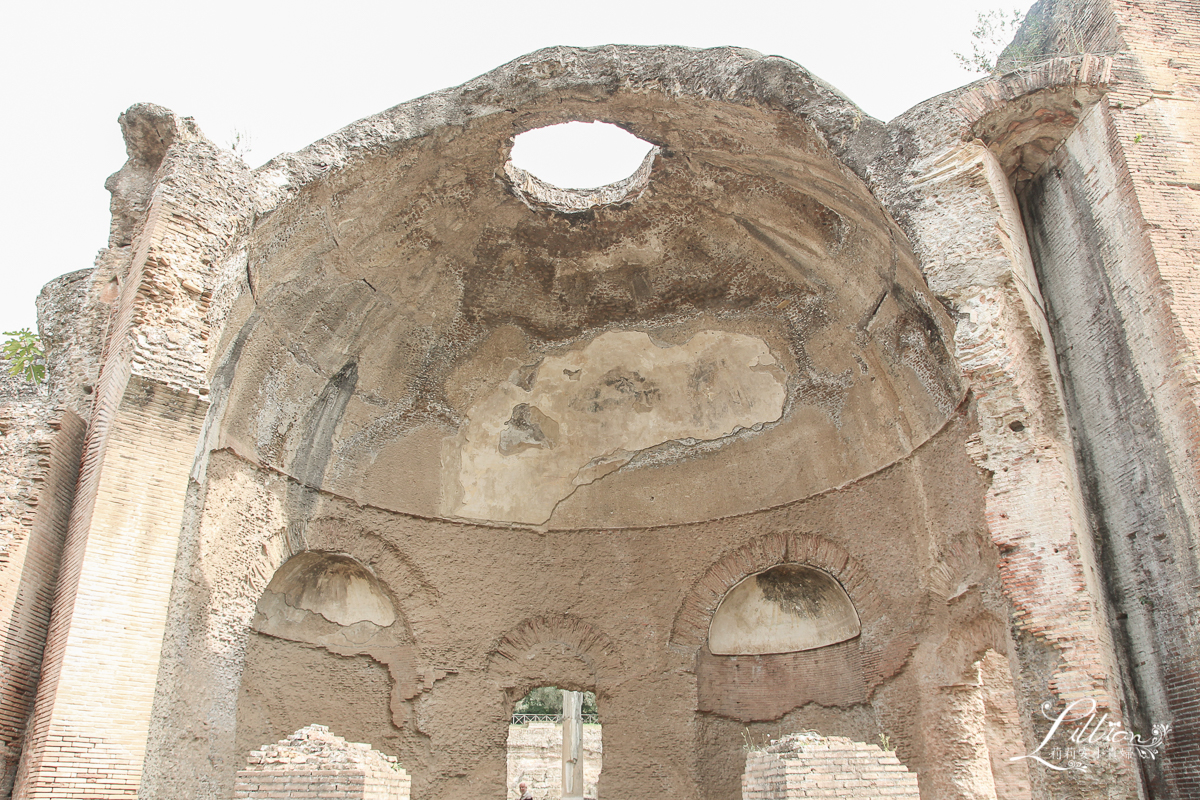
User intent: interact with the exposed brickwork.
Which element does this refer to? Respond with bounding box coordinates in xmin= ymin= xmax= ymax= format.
xmin=0 ymin=402 xmax=84 ymax=798
xmin=1002 ymin=1 xmax=1200 ymax=796
xmin=10 ymin=104 xmax=251 ymax=800
xmin=234 ymin=725 xmax=410 ymax=800
xmin=742 ymin=733 xmax=920 ymax=800
xmin=11 ymin=379 xmax=207 ymax=800
xmin=490 ymin=616 xmax=622 ymax=682
xmin=865 ymin=49 xmax=1138 ymax=798
xmin=696 ymin=640 xmax=867 ymax=721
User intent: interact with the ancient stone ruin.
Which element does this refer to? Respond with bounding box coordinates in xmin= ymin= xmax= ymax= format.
xmin=2 ymin=0 xmax=1199 ymax=798
xmin=741 ymin=733 xmax=920 ymax=800
xmin=234 ymin=724 xmax=411 ymax=800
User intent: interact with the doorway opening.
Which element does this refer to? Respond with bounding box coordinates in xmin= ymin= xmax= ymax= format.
xmin=507 ymin=686 xmax=601 ymax=799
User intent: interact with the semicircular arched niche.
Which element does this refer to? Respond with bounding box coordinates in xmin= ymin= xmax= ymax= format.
xmin=708 ymin=564 xmax=860 ymax=656
xmin=252 ymin=550 xmax=401 ymax=649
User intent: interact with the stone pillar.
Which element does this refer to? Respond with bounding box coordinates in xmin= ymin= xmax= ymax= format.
xmin=561 ymin=691 xmax=584 ymax=800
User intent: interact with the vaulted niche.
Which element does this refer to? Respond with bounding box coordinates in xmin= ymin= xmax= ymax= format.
xmin=255 ymin=551 xmax=397 ymax=636
xmin=708 ymin=565 xmax=860 ymax=655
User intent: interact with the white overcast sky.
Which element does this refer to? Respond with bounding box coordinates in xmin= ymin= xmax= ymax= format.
xmin=0 ymin=0 xmax=1028 ymax=334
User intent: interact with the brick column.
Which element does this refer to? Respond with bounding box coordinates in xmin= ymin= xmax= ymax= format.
xmin=12 ymin=378 xmax=206 ymax=799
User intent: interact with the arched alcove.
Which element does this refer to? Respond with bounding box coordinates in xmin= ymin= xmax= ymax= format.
xmin=708 ymin=564 xmax=860 ymax=656
xmin=255 ymin=550 xmax=397 ymax=635
xmin=236 ymin=551 xmax=411 ymax=784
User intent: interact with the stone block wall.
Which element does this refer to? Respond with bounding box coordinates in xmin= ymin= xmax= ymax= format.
xmin=234 ymin=726 xmax=410 ymax=800
xmin=742 ymin=734 xmax=920 ymax=800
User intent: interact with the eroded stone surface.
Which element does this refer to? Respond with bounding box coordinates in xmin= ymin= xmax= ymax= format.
xmin=450 ymin=330 xmax=786 ymax=524
xmin=12 ymin=18 xmax=1192 ymax=800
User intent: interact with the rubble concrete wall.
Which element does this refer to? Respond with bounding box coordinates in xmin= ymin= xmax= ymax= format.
xmin=157 ymin=412 xmax=1013 ymax=800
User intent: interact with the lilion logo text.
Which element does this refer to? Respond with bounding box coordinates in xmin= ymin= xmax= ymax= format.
xmin=1012 ymin=697 xmax=1170 ymax=772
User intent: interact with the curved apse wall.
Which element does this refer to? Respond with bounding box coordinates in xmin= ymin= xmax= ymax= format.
xmin=211 ymin=90 xmax=962 ymax=529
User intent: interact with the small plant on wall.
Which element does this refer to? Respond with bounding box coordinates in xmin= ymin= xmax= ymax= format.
xmin=955 ymin=9 xmax=1027 ymax=74
xmin=3 ymin=328 xmax=45 ymax=384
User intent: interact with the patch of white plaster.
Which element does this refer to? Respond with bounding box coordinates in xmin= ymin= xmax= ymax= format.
xmin=450 ymin=329 xmax=787 ymax=524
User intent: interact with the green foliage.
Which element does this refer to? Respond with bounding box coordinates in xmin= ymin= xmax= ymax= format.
xmin=879 ymin=732 xmax=892 ymax=752
xmin=955 ymin=9 xmax=1026 ymax=74
xmin=3 ymin=329 xmax=45 ymax=384
xmin=514 ymin=686 xmax=598 ymax=716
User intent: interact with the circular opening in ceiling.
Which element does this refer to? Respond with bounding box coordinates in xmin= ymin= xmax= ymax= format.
xmin=511 ymin=121 xmax=655 ymax=188
xmin=506 ymin=121 xmax=658 ymax=213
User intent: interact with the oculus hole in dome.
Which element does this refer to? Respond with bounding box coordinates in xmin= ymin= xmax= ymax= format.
xmin=510 ymin=121 xmax=655 ymax=189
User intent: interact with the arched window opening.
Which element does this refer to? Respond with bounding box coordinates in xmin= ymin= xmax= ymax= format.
xmin=507 ymin=687 xmax=601 ymax=799
xmin=708 ymin=564 xmax=860 ymax=655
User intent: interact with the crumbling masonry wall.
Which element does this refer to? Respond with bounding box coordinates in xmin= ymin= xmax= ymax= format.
xmin=4 ymin=4 xmax=1198 ymax=799
xmin=1008 ymin=1 xmax=1200 ymax=796
xmin=234 ymin=725 xmax=411 ymax=800
xmin=741 ymin=733 xmax=920 ymax=800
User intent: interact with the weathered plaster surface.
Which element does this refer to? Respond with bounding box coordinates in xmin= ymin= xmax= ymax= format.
xmin=452 ymin=330 xmax=786 ymax=524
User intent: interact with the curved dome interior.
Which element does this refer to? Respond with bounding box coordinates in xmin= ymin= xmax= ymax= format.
xmin=212 ymin=92 xmax=961 ymax=529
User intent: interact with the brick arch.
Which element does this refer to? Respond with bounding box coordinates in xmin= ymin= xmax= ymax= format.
xmin=669 ymin=531 xmax=885 ymax=653
xmin=303 ymin=517 xmax=451 ymax=652
xmin=487 ymin=615 xmax=623 ymax=695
